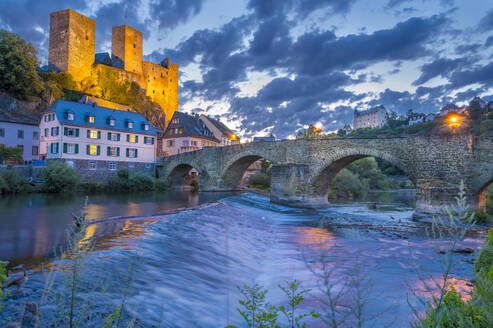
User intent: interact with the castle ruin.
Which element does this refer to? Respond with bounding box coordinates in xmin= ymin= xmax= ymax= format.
xmin=48 ymin=9 xmax=179 ymax=126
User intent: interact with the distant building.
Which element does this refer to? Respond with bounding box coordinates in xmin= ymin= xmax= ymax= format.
xmin=161 ymin=112 xmax=220 ymax=157
xmin=39 ymin=100 xmax=156 ymax=177
xmin=408 ymin=113 xmax=427 ymax=125
xmin=437 ymin=104 xmax=466 ymax=117
xmin=353 ymin=105 xmax=388 ymax=129
xmin=199 ymin=115 xmax=239 ymax=146
xmin=0 ymin=117 xmax=40 ymax=163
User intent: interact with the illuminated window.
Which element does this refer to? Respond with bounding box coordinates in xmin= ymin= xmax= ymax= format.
xmin=88 ymin=115 xmax=95 ymax=123
xmin=89 ymin=145 xmax=98 ymax=155
xmin=89 ymin=130 xmax=98 ymax=139
xmin=128 ymin=135 xmax=136 ymax=143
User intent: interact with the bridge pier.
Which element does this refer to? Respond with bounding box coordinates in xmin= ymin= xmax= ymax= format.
xmin=414 ymin=179 xmax=466 ymax=215
xmin=270 ymin=164 xmax=329 ymax=208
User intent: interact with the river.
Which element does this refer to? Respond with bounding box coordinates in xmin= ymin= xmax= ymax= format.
xmin=0 ymin=190 xmax=485 ymax=327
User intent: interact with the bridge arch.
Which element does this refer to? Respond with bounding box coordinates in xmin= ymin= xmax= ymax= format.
xmin=309 ymin=147 xmax=415 ymax=201
xmin=163 ymin=160 xmax=207 ymax=188
xmin=220 ymin=151 xmax=278 ymax=190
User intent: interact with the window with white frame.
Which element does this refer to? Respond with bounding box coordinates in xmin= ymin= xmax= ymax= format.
xmin=89 ymin=130 xmax=98 ymax=139
xmin=66 ymin=128 xmax=77 ymax=137
xmin=144 ymin=136 xmax=154 ymax=144
xmin=109 ymin=119 xmax=116 ymax=126
xmin=127 ymin=148 xmax=137 ymax=158
xmin=144 ymin=124 xmax=149 ymax=131
xmin=110 ymin=133 xmax=119 ymax=141
xmin=67 ymin=143 xmax=76 ymax=154
xmin=109 ymin=146 xmax=119 ymax=157
xmin=108 ymin=162 xmax=117 ymax=171
xmin=67 ymin=112 xmax=74 ymax=120
xmin=127 ymin=121 xmax=134 ymax=128
xmin=88 ymin=161 xmax=97 ymax=170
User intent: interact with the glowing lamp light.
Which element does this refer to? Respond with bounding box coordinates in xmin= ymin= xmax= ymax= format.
xmin=230 ymin=134 xmax=237 ymax=141
xmin=447 ymin=114 xmax=461 ymax=129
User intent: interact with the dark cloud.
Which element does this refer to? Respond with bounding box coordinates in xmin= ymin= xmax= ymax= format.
xmin=413 ymin=57 xmax=473 ymax=85
xmin=479 ymin=9 xmax=493 ymax=31
xmin=247 ymin=0 xmax=356 ymax=20
xmin=485 ymin=36 xmax=493 ymax=48
xmin=150 ymin=0 xmax=204 ymax=30
xmin=447 ymin=61 xmax=493 ymax=89
xmin=287 ymin=15 xmax=447 ymax=75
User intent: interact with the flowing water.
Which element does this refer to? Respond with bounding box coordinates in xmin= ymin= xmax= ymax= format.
xmin=0 ymin=190 xmax=485 ymax=327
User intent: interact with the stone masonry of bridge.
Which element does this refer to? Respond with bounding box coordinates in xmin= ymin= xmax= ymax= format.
xmin=157 ymin=135 xmax=493 ymax=215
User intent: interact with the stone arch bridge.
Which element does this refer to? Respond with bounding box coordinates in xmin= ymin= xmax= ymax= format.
xmin=157 ymin=135 xmax=493 ymax=215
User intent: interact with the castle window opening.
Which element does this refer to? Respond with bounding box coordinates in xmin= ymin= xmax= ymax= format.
xmin=133 ymin=44 xmax=136 ymax=48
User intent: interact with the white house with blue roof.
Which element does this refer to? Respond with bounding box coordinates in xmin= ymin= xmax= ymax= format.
xmin=39 ymin=100 xmax=157 ymax=177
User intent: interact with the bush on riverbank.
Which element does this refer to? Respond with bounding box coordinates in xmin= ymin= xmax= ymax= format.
xmin=0 ymin=168 xmax=31 ymax=194
xmin=80 ymin=168 xmax=171 ymax=194
xmin=249 ymin=172 xmax=270 ymax=189
xmin=40 ymin=161 xmax=80 ymax=193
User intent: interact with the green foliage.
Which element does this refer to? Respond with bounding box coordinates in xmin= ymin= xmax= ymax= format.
xmin=0 ymin=259 xmax=9 ymax=312
xmin=278 ymin=280 xmax=319 ymax=328
xmin=105 ymin=171 xmax=156 ymax=192
xmin=0 ymin=30 xmax=43 ymax=99
xmin=296 ymin=125 xmax=322 ymax=140
xmin=249 ymin=172 xmax=271 ymax=188
xmin=237 ymin=284 xmax=279 ymax=328
xmin=40 ymin=161 xmax=80 ymax=193
xmin=129 ymin=172 xmax=155 ymax=191
xmin=480 ymin=119 xmax=493 ymax=136
xmin=1 ymin=168 xmax=30 ymax=193
xmin=39 ymin=71 xmax=82 ymax=101
xmin=190 ymin=179 xmax=199 ymax=191
xmin=78 ymin=180 xmax=105 ymax=194
xmin=117 ymin=167 xmax=130 ymax=180
xmin=475 ymin=229 xmax=493 ymax=275
xmin=155 ymin=179 xmax=172 ymax=191
xmin=328 ymin=157 xmax=401 ymax=199
xmin=329 ymin=168 xmax=368 ymax=199
xmin=0 ymin=173 xmax=6 ymax=193
xmin=0 ymin=145 xmax=23 ymax=162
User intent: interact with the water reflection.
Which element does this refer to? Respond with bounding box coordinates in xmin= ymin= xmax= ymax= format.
xmin=0 ymin=190 xmax=238 ymax=266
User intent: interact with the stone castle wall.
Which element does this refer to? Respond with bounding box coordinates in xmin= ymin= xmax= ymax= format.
xmin=49 ymin=9 xmax=179 ymax=125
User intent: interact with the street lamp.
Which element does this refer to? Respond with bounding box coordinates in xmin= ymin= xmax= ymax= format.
xmin=447 ymin=114 xmax=462 ymax=129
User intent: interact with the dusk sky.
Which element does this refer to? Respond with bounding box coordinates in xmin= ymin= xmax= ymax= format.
xmin=1 ymin=0 xmax=492 ymax=139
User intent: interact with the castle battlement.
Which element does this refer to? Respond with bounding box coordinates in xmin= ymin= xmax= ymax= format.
xmin=48 ymin=9 xmax=179 ymax=127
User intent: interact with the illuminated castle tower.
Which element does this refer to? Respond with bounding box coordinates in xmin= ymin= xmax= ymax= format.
xmin=112 ymin=25 xmax=143 ymax=75
xmin=48 ymin=9 xmax=179 ymax=127
xmin=48 ymin=9 xmax=95 ymax=81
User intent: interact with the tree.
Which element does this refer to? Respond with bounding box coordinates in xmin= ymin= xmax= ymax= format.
xmin=0 ymin=30 xmax=43 ymax=99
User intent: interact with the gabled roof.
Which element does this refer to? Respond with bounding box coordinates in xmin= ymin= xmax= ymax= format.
xmin=48 ymin=100 xmax=156 ymax=135
xmin=203 ymin=115 xmax=234 ymax=137
xmin=164 ymin=111 xmax=219 ymax=142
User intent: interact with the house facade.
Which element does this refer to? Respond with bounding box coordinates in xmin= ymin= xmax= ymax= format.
xmin=353 ymin=105 xmax=388 ymax=129
xmin=39 ymin=100 xmax=156 ymax=177
xmin=199 ymin=115 xmax=239 ymax=146
xmin=0 ymin=120 xmax=40 ymax=163
xmin=160 ymin=112 xmax=220 ymax=157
